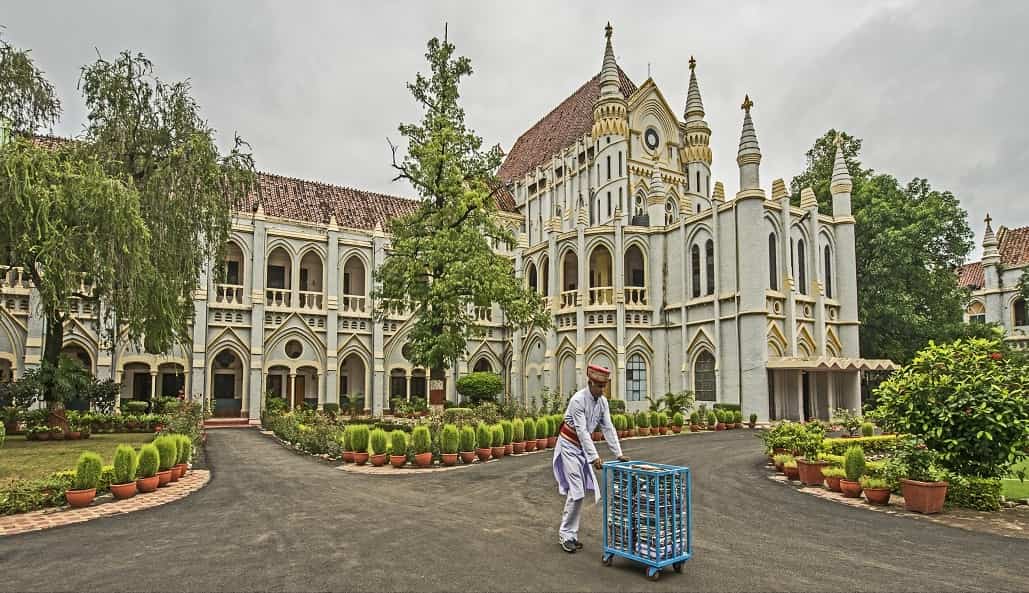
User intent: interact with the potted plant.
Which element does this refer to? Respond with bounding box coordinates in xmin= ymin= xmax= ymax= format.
xmin=892 ymin=437 xmax=948 ymax=514
xmin=490 ymin=424 xmax=506 ymax=459
xmin=369 ymin=428 xmax=388 ymax=466
xmin=860 ymin=422 xmax=875 ymax=437
xmin=689 ymin=411 xmax=701 ymax=432
xmin=174 ymin=434 xmax=191 ymax=478
xmin=154 ymin=436 xmax=177 ymax=486
xmin=654 ymin=412 xmax=666 ymax=435
xmin=350 ymin=425 xmax=370 ymax=465
xmin=637 ymin=412 xmax=650 ymax=436
xmin=734 ymin=410 xmax=744 ymax=428
xmin=50 ymin=425 xmax=65 ymax=440
xmin=861 ymin=476 xmax=891 ymax=505
xmin=839 ymin=446 xmax=865 ymax=498
xmin=65 ymin=451 xmax=103 ymax=508
xmin=773 ymin=454 xmax=792 ymax=473
xmin=535 ymin=418 xmax=548 ymax=450
xmin=626 ymin=413 xmax=637 ymax=437
xmin=822 ymin=466 xmax=845 ymax=492
xmin=670 ymin=412 xmax=684 ymax=434
xmin=512 ymin=419 xmax=525 ymax=454
xmin=706 ymin=411 xmax=718 ymax=431
xmin=441 ymin=424 xmax=460 ymax=466
xmin=475 ymin=422 xmax=493 ymax=462
xmin=136 ymin=444 xmax=161 ymax=493
xmin=389 ymin=430 xmax=408 ymax=468
xmin=523 ymin=417 xmax=537 ymax=452
xmin=412 ymin=425 xmax=433 ymax=467
xmin=459 ymin=425 xmax=477 ymax=463
xmin=341 ymin=429 xmax=355 ymax=463
xmin=795 ymin=422 xmax=828 ymax=486
xmin=546 ymin=416 xmax=558 ymax=448
xmin=748 ymin=413 xmax=757 ymax=429
xmin=110 ymin=444 xmax=139 ymax=499
xmin=500 ymin=420 xmax=514 ymax=456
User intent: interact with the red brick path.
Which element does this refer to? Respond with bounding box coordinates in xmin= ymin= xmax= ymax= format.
xmin=0 ymin=470 xmax=210 ymax=537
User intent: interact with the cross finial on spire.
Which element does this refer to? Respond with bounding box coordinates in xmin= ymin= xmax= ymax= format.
xmin=985 ymin=213 xmax=993 ymax=228
xmin=741 ymin=94 xmax=754 ymax=112
xmin=689 ymin=56 xmax=696 ymax=71
xmin=834 ymin=131 xmax=844 ymax=148
xmin=605 ymin=22 xmax=612 ymax=39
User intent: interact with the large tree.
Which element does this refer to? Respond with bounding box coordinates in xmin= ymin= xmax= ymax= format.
xmin=791 ymin=130 xmax=973 ymax=364
xmin=374 ymin=33 xmax=550 ymax=402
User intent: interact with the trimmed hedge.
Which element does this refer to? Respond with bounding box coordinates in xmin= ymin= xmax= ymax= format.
xmin=713 ymin=403 xmax=741 ymax=412
xmin=821 ymin=435 xmax=900 ymax=456
xmin=944 ymin=474 xmax=1003 ymax=511
xmin=443 ymin=407 xmax=476 ymax=423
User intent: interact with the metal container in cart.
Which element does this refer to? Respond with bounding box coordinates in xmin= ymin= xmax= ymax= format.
xmin=601 ymin=460 xmax=692 ymax=581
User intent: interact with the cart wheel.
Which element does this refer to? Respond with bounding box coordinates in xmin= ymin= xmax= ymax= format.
xmin=647 ymin=567 xmax=660 ymax=581
xmin=601 ymin=554 xmax=613 ymax=567
xmin=673 ymin=562 xmax=684 ymax=573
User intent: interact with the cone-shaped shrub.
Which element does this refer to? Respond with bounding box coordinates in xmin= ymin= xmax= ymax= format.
xmin=390 ymin=430 xmax=408 ymax=456
xmin=672 ymin=412 xmax=684 ymax=427
xmin=177 ymin=435 xmax=192 ymax=464
xmin=137 ymin=444 xmax=159 ymax=478
xmin=734 ymin=411 xmax=743 ymax=424
xmin=626 ymin=413 xmax=636 ymax=430
xmin=500 ymin=420 xmax=513 ymax=445
xmin=370 ymin=428 xmax=388 ymax=455
xmin=860 ymin=422 xmax=875 ymax=437
xmin=341 ymin=428 xmax=352 ymax=451
xmin=349 ymin=425 xmax=370 ymax=453
xmin=155 ymin=437 xmax=177 ymax=471
xmin=441 ymin=424 xmax=460 ymax=454
xmin=637 ymin=411 xmax=650 ymax=429
xmin=113 ymin=445 xmax=138 ymax=485
xmin=491 ymin=424 xmax=504 ymax=447
xmin=657 ymin=412 xmax=668 ymax=428
xmin=689 ymin=411 xmax=700 ymax=425
xmin=412 ymin=425 xmax=431 ymax=454
xmin=460 ymin=425 xmax=476 ymax=452
xmin=706 ymin=411 xmax=717 ymax=426
xmin=512 ymin=418 xmax=525 ymax=442
xmin=73 ymin=452 xmax=103 ymax=491
xmin=537 ymin=418 xmax=549 ymax=439
xmin=523 ymin=417 xmax=537 ymax=441
xmin=547 ymin=415 xmax=558 ymax=436
xmin=844 ymin=446 xmax=866 ymax=482
xmin=476 ymin=423 xmax=491 ymax=450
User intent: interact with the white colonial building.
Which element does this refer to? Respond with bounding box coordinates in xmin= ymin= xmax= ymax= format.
xmin=0 ymin=25 xmax=893 ymax=422
xmin=958 ymin=217 xmax=1029 ymax=349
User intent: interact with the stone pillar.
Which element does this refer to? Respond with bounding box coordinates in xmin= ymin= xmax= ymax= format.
xmin=288 ymin=373 xmax=296 ymax=411
xmin=614 ymin=215 xmax=625 ymax=401
xmin=796 ymin=371 xmax=805 ymax=422
xmin=575 ymin=223 xmax=587 ymax=378
xmin=371 ymin=227 xmax=387 ymax=415
xmin=191 ymin=259 xmax=211 ymax=406
xmin=249 ymin=213 xmax=268 ymax=422
xmin=325 ymin=220 xmax=340 ymax=408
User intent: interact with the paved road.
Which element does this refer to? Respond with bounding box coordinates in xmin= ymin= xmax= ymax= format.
xmin=2 ymin=428 xmax=1026 ymax=592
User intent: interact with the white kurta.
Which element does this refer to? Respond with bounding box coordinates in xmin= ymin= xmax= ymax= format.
xmin=552 ymin=388 xmax=623 ymax=503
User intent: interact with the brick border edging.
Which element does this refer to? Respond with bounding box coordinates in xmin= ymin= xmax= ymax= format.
xmin=0 ymin=470 xmax=211 ymax=538
xmin=764 ymin=464 xmax=1029 ymax=540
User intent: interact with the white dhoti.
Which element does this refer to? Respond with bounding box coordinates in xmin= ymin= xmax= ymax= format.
xmin=553 ymin=436 xmax=599 ymax=542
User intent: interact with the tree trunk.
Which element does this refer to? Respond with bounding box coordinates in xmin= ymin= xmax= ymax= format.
xmin=429 ymin=365 xmax=446 ymax=406
xmin=42 ymin=312 xmax=68 ymax=432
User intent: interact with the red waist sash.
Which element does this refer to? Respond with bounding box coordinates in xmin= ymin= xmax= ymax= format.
xmin=559 ymin=422 xmax=581 ymax=447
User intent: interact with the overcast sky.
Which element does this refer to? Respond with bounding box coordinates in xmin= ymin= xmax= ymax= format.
xmin=5 ymin=0 xmax=1027 ymax=260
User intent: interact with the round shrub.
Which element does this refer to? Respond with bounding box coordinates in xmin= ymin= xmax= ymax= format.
xmin=822 ymin=466 xmax=846 ymax=478
xmin=73 ymin=452 xmax=103 ymax=491
xmin=136 ymin=444 xmax=159 ymax=478
xmin=124 ymin=400 xmax=148 ymax=414
xmin=441 ymin=424 xmax=460 ymax=454
xmin=490 ymin=424 xmax=504 ymax=447
xmin=523 ymin=417 xmax=537 ymax=441
xmin=154 ymin=437 xmax=177 ymax=471
xmin=455 ymin=372 xmax=504 ymax=404
xmin=442 ymin=407 xmax=475 ymax=424
xmin=370 ymin=428 xmax=388 ymax=455
xmin=860 ymin=422 xmax=875 ymax=437
xmin=476 ymin=423 xmax=491 ymax=450
xmin=546 ymin=415 xmax=558 ymax=437
xmin=512 ymin=418 xmax=525 ymax=442
xmin=390 ymin=430 xmax=408 ymax=456
xmin=749 ymin=413 xmax=758 ymax=425
xmin=843 ymin=446 xmax=866 ymax=482
xmin=869 ymin=337 xmax=1029 ymax=478
xmin=349 ymin=425 xmax=370 ymax=453
xmin=536 ymin=418 xmax=548 ymax=439
xmin=657 ymin=412 xmax=668 ymax=428
xmin=500 ymin=420 xmax=513 ymax=445
xmin=112 ymin=445 xmax=138 ymax=485
xmin=179 ymin=434 xmax=193 ymax=464
xmin=637 ymin=411 xmax=650 ymax=429
xmin=734 ymin=410 xmax=743 ymax=424
xmin=341 ymin=428 xmax=352 ymax=451
xmin=706 ymin=411 xmax=717 ymax=426
xmin=689 ymin=411 xmax=700 ymax=425
xmin=672 ymin=412 xmax=684 ymax=427
xmin=411 ymin=425 xmax=431 ymax=455
xmin=626 ymin=413 xmax=636 ymax=430
xmin=459 ymin=425 xmax=476 ymax=452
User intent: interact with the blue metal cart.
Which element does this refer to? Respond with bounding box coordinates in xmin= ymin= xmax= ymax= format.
xmin=601 ymin=460 xmax=692 ymax=581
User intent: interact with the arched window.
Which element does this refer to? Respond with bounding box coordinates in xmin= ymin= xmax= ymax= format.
xmin=966 ymin=301 xmax=986 ymax=324
xmin=694 ymin=351 xmax=716 ymax=401
xmin=633 ymin=192 xmax=645 ymax=217
xmin=473 ymin=358 xmax=493 ymax=373
xmin=665 ymin=200 xmax=676 ymax=225
xmin=705 ymin=239 xmax=715 ymax=296
xmin=696 ymin=171 xmax=701 ymax=194
xmin=691 ymin=244 xmax=701 ymax=298
xmin=797 ymin=239 xmax=807 ymax=295
xmin=824 ymin=245 xmax=833 ymax=299
xmin=768 ymin=233 xmax=778 ymax=290
xmin=626 ymin=354 xmax=647 ymax=402
xmin=1015 ymin=298 xmax=1027 ymax=327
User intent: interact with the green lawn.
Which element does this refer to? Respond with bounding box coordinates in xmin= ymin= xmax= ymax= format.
xmin=1002 ymin=458 xmax=1029 ymax=500
xmin=0 ymin=433 xmax=154 ymax=484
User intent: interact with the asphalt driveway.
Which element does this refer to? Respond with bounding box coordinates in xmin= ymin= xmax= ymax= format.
xmin=1 ymin=428 xmax=1026 ymax=592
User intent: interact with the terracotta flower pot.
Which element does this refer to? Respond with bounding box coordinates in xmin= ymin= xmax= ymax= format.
xmin=65 ymin=488 xmax=96 ymax=508
xmin=168 ymin=466 xmax=180 ymax=482
xmin=748 ymin=422 xmax=756 ymax=429
xmin=824 ymin=476 xmax=842 ymax=492
xmin=156 ymin=470 xmax=173 ymax=486
xmin=414 ymin=452 xmax=433 ymax=468
xmin=370 ymin=454 xmax=387 ymax=467
xmin=37 ymin=431 xmax=51 ymax=441
xmin=839 ymin=479 xmax=863 ymax=498
xmin=110 ymin=482 xmax=137 ymax=500
xmin=690 ymin=425 xmax=700 ymax=432
xmin=671 ymin=425 xmax=682 ymax=434
xmin=342 ymin=451 xmax=355 ymax=463
xmin=353 ymin=452 xmax=369 ymax=466
xmin=67 ymin=431 xmax=82 ymax=440
xmin=476 ymin=447 xmax=492 ymax=462
xmin=175 ymin=463 xmax=188 ymax=478
xmin=536 ymin=438 xmax=547 ymax=450
xmin=459 ymin=451 xmax=476 ymax=464
xmin=715 ymin=423 xmax=725 ymax=431
xmin=513 ymin=441 xmax=525 ymax=454
xmin=390 ymin=455 xmax=407 ymax=468
xmin=900 ymin=479 xmax=948 ymax=514
xmin=784 ymin=465 xmax=800 ymax=480
xmin=504 ymin=443 xmax=514 ymax=456
xmin=491 ymin=446 xmax=506 ymax=459
xmin=639 ymin=428 xmax=650 ymax=436
xmin=864 ymin=487 xmax=892 ymax=506
xmin=524 ymin=440 xmax=537 ymax=452
xmin=441 ymin=453 xmax=458 ymax=466
xmin=136 ymin=476 xmax=160 ymax=493
xmin=630 ymin=429 xmax=638 ymax=437
xmin=796 ymin=458 xmax=829 ymax=486
xmin=547 ymin=436 xmax=557 ymax=448
xmin=592 ymin=431 xmax=602 ymax=442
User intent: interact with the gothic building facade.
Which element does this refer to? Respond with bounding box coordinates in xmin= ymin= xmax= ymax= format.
xmin=958 ymin=218 xmax=1029 ymax=349
xmin=0 ymin=25 xmax=893 ymax=422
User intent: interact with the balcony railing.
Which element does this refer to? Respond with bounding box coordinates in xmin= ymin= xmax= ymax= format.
xmin=266 ymin=288 xmax=292 ymax=308
xmin=341 ymin=294 xmax=367 ymax=314
xmin=560 ymin=290 xmax=577 ymax=310
xmin=215 ymin=284 xmax=245 ymax=305
xmin=474 ymin=306 xmax=493 ymax=322
xmin=624 ymin=286 xmax=648 ymax=307
xmin=588 ymin=286 xmax=614 ymax=306
xmin=298 ymin=290 xmax=323 ymax=310
xmin=0 ymin=266 xmax=31 ymax=291
xmin=542 ymin=296 xmax=552 ymax=311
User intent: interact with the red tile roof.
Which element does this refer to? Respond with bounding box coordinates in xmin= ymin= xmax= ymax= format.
xmin=958 ymin=225 xmax=1029 ymax=289
xmin=498 ymin=68 xmax=637 ymax=183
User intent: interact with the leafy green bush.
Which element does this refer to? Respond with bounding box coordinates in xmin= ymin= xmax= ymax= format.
xmin=537 ymin=417 xmax=549 ymax=439
xmin=177 ymin=434 xmax=192 ymax=464
xmin=455 ymin=372 xmax=503 ymax=404
xmin=713 ymin=403 xmax=741 ymax=412
xmin=349 ymin=424 xmax=370 ymax=453
xmin=831 ymin=408 xmax=864 ymax=436
xmin=442 ymin=407 xmax=475 ymax=424
xmin=868 ymin=337 xmax=1029 ymax=479
xmin=821 ymin=435 xmax=900 ymax=456
xmin=154 ymin=437 xmax=177 ymax=472
xmin=500 ymin=420 xmax=513 ymax=445
xmin=706 ymin=411 xmax=717 ymax=426
xmin=459 ymin=425 xmax=476 ymax=452
xmin=490 ymin=424 xmax=504 ymax=447
xmin=73 ymin=452 xmax=103 ymax=491
xmin=136 ymin=444 xmax=159 ymax=478
xmin=783 ymin=459 xmax=797 ymax=469
xmin=476 ymin=423 xmax=491 ymax=450
xmin=749 ymin=413 xmax=758 ymax=424
xmin=625 ymin=413 xmax=635 ymax=430
xmin=389 ymin=430 xmax=408 ymax=456
xmin=795 ymin=422 xmax=826 ymax=459
xmin=441 ymin=424 xmax=460 ymax=454
xmin=822 ymin=466 xmax=846 ymax=478
xmin=773 ymin=454 xmax=794 ymax=465
xmin=411 ymin=425 xmax=431 ymax=454
xmin=370 ymin=429 xmax=388 ymax=455
xmin=860 ymin=476 xmax=888 ymax=489
xmin=614 ymin=415 xmax=626 ymax=431
xmin=341 ymin=428 xmax=352 ymax=451
xmin=689 ymin=411 xmax=700 ymax=425
xmin=655 ymin=412 xmax=668 ymax=428
xmin=523 ymin=417 xmax=537 ymax=441
xmin=322 ymin=403 xmax=340 ymax=415
xmin=637 ymin=411 xmax=650 ymax=429
xmin=734 ymin=411 xmax=743 ymax=424
xmin=265 ymin=396 xmax=288 ymax=415
xmin=512 ymin=418 xmax=524 ymax=442
xmin=0 ymin=475 xmax=74 ymax=515
xmin=124 ymin=400 xmax=148 ymax=414
xmin=609 ymin=399 xmax=626 ymax=414
xmin=942 ymin=473 xmax=1003 ymax=511
xmin=843 ymin=446 xmax=866 ymax=482
xmin=112 ymin=445 xmax=137 ymax=485
xmin=547 ymin=415 xmax=559 ymax=437
xmin=860 ymin=422 xmax=875 ymax=437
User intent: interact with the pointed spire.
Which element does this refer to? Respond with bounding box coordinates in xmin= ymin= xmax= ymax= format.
xmin=684 ymin=56 xmax=705 ymax=123
xmin=770 ymin=179 xmax=788 ymax=202
xmin=800 ymin=187 xmax=818 ymax=210
xmin=599 ymin=22 xmax=621 ymax=99
xmin=737 ymin=95 xmax=761 ymax=190
xmin=829 ymin=132 xmax=852 ymax=195
xmin=712 ymin=181 xmax=725 ymax=203
xmin=983 ymin=213 xmax=1000 ymax=263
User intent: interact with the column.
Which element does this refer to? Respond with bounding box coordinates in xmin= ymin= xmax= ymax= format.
xmin=149 ymin=370 xmax=158 ymax=401
xmin=796 ymin=371 xmax=804 ymax=422
xmin=371 ymin=228 xmax=386 ymax=415
xmin=288 ymin=373 xmax=296 ymax=411
xmin=575 ymin=223 xmax=587 ymax=376
xmin=614 ymin=215 xmax=626 ymax=401
xmin=325 ymin=221 xmax=340 ymax=408
xmin=249 ymin=215 xmax=268 ymax=422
